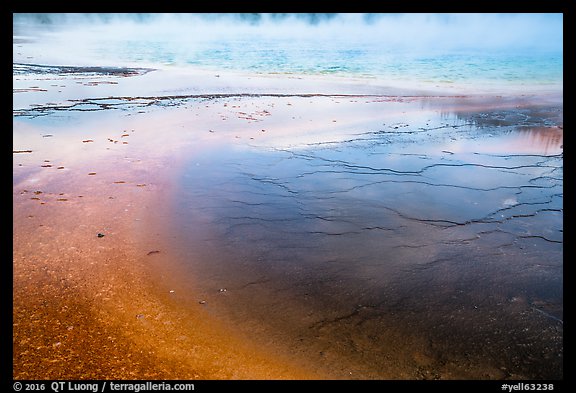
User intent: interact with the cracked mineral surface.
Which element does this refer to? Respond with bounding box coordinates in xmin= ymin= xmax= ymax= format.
xmin=166 ymin=95 xmax=563 ymax=380
xmin=13 ymin=61 xmax=562 ymax=380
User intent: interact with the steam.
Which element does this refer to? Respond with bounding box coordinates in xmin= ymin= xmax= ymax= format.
xmin=14 ymin=13 xmax=562 ymax=49
xmin=13 ymin=13 xmax=562 ymax=69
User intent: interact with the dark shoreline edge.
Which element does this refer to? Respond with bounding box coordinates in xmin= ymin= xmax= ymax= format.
xmin=13 ymin=62 xmax=155 ymax=77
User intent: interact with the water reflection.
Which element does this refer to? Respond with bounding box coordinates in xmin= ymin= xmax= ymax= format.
xmin=442 ymin=126 xmax=563 ymax=155
xmin=512 ymin=126 xmax=563 ymax=154
xmin=170 ymin=98 xmax=563 ymax=379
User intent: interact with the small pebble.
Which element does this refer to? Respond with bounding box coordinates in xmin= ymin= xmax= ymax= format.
xmin=97 ymin=233 xmax=105 ymax=238
xmin=199 ymin=300 xmax=206 ymax=305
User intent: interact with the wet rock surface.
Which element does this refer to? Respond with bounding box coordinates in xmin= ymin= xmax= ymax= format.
xmin=13 ymin=60 xmax=562 ymax=379
xmin=169 ymin=95 xmax=562 ymax=379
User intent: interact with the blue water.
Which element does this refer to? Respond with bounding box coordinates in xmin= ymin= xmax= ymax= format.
xmin=109 ymin=39 xmax=562 ymax=86
xmin=13 ymin=13 xmax=563 ymax=92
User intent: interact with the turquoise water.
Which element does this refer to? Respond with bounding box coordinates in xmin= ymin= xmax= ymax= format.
xmin=13 ymin=13 xmax=563 ymax=92
xmin=107 ymin=38 xmax=562 ymax=87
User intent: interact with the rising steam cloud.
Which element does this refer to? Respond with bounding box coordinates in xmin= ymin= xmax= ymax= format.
xmin=14 ymin=13 xmax=562 ymax=52
xmin=13 ymin=13 xmax=562 ymax=74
